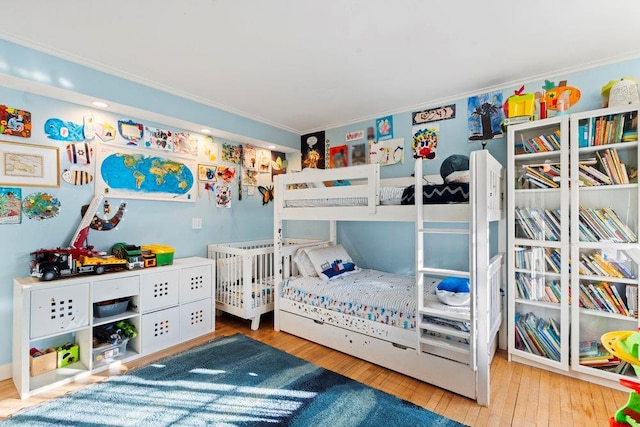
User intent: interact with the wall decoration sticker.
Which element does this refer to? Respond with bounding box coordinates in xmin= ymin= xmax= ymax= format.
xmin=22 ymin=192 xmax=60 ymax=220
xmin=117 ymin=120 xmax=144 ymax=145
xmin=0 ymin=105 xmax=31 ymax=138
xmin=242 ymin=168 xmax=258 ymax=186
xmin=0 ymin=141 xmax=60 ymax=187
xmin=66 ymin=142 xmax=93 ymax=165
xmin=258 ymin=185 xmax=274 ymax=205
xmin=468 ymin=91 xmax=504 ymax=144
xmin=144 ymin=126 xmax=174 ymax=151
xmin=173 ymin=132 xmax=198 ymax=156
xmin=412 ymin=123 xmax=439 ymax=159
xmin=375 ymin=115 xmax=394 ymax=141
xmin=95 ymin=143 xmax=196 ymax=202
xmin=44 ymin=118 xmax=85 ymax=141
xmin=0 ymin=187 xmax=21 ymax=224
xmin=216 ymin=185 xmax=231 ymax=208
xmin=83 ymin=114 xmax=96 ymax=140
xmin=412 ymin=104 xmax=456 ymax=125
xmin=197 ymin=164 xmax=217 ymax=181
xmin=62 ymin=168 xmax=94 ymax=186
xmin=329 ymin=145 xmax=348 ymax=168
xmin=199 ymin=136 xmax=218 ymax=163
xmin=345 ymin=130 xmax=364 ymax=142
xmin=301 ymin=131 xmax=325 ymax=169
xmin=221 ymin=142 xmax=242 ymax=164
xmin=95 ymin=121 xmax=116 ymax=142
xmin=369 ymin=138 xmax=404 ymax=165
xmin=215 ymin=165 xmax=236 ymax=183
xmin=351 ymin=143 xmax=367 ymax=166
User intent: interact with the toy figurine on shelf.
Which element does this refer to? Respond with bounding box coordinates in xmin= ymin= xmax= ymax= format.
xmin=539 ymin=80 xmax=581 ymax=116
xmin=601 ymin=330 xmax=640 ymax=426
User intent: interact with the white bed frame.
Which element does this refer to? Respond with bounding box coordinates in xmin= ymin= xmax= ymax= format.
xmin=273 ymin=149 xmax=505 ymax=406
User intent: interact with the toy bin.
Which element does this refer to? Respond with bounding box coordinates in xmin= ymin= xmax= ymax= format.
xmin=94 ymin=298 xmax=130 ymax=318
xmin=142 ymin=244 xmax=174 ymax=266
xmin=29 ymin=348 xmax=57 ymax=376
xmin=56 ymin=343 xmax=79 ymax=368
xmin=92 ymin=339 xmax=129 ymax=364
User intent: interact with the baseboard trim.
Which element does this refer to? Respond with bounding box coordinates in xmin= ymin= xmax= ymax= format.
xmin=0 ymin=362 xmax=11 ymax=381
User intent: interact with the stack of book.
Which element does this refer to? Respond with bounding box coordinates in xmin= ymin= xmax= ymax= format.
xmin=578 ymin=281 xmax=630 ymax=315
xmin=515 ymin=207 xmax=561 ymax=241
xmin=578 ymin=111 xmax=638 ymax=147
xmin=515 ymin=273 xmax=561 ymax=303
xmin=514 ymin=247 xmax=562 ymax=274
xmin=578 ymin=250 xmax=636 ymax=279
xmin=518 ymin=163 xmax=561 ymax=189
xmin=514 ymin=312 xmax=560 ymax=361
xmin=579 ymin=339 xmax=620 ymax=370
xmin=595 ymin=148 xmax=631 ymax=185
xmin=578 ymin=206 xmax=637 ymax=243
xmin=516 ymin=130 xmax=562 ymax=154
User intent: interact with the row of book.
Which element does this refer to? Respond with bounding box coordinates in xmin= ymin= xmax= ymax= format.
xmin=514 ymin=312 xmax=560 ymax=361
xmin=578 ymin=281 xmax=630 ymax=316
xmin=515 ymin=207 xmax=561 ymax=241
xmin=578 ymin=206 xmax=638 ymax=243
xmin=577 ymin=158 xmax=615 ymax=186
xmin=514 ymin=246 xmax=561 ymax=273
xmin=517 ymin=163 xmax=561 ymax=189
xmin=578 ymin=340 xmax=622 ymax=370
xmin=515 ymin=273 xmax=561 ymax=303
xmin=515 ymin=130 xmax=562 ymax=154
xmin=594 ymin=148 xmax=631 ymax=185
xmin=578 ymin=250 xmax=636 ymax=279
xmin=577 ymin=111 xmax=638 ymax=147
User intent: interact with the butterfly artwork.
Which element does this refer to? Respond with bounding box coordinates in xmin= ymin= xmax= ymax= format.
xmin=258 ymin=185 xmax=274 ymax=205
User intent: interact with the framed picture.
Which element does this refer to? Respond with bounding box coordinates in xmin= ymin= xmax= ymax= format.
xmin=0 ymin=141 xmax=60 ymax=187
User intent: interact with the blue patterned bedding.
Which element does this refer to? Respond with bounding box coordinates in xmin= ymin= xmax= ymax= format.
xmin=400 ymin=183 xmax=469 ymax=205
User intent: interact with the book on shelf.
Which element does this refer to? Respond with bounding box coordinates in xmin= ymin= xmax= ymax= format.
xmin=518 ymin=130 xmax=562 ymax=154
xmin=583 ymin=111 xmax=637 ymax=147
xmin=514 ymin=312 xmax=560 ymax=361
xmin=578 ymin=206 xmax=637 ymax=243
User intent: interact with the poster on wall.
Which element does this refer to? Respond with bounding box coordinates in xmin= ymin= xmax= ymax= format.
xmin=351 ymin=143 xmax=367 ymax=165
xmin=0 ymin=187 xmax=21 ymax=224
xmin=144 ymin=126 xmax=174 ymax=152
xmin=301 ymin=131 xmax=325 ymax=169
xmin=375 ymin=115 xmax=394 ymax=141
xmin=95 ymin=143 xmax=197 ymax=202
xmin=412 ymin=104 xmax=456 ymax=125
xmin=468 ymin=91 xmax=504 ymax=142
xmin=369 ymin=138 xmax=404 ymax=165
xmin=198 ymin=136 xmax=218 ymax=164
xmin=329 ymin=145 xmax=348 ymax=168
xmin=271 ymin=151 xmax=287 ymax=180
xmin=412 ymin=123 xmax=439 ymax=159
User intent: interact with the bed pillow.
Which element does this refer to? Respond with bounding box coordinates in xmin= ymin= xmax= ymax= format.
xmin=440 ymin=154 xmax=469 ymax=183
xmin=436 ymin=276 xmax=470 ymax=306
xmin=293 ymin=244 xmax=329 ymax=277
xmin=306 ymin=244 xmax=361 ymax=281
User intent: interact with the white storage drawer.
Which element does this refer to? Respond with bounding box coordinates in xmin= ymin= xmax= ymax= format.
xmin=180 ymin=265 xmax=212 ymax=303
xmin=141 ymin=307 xmax=179 ymax=354
xmin=179 ymin=298 xmax=213 ymax=341
xmin=30 ymin=283 xmax=90 ymax=339
xmin=92 ymin=275 xmax=139 ymax=302
xmin=140 ymin=269 xmax=179 ymax=312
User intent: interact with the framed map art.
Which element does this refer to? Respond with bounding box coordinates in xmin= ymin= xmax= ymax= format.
xmin=0 ymin=141 xmax=59 ymax=187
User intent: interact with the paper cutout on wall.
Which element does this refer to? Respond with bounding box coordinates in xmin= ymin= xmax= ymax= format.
xmin=83 ymin=114 xmax=96 ymax=140
xmin=216 ymin=165 xmax=236 ymax=183
xmin=258 ymin=185 xmax=274 ymax=205
xmin=197 ymin=164 xmax=217 ymax=181
xmin=44 ymin=118 xmax=85 ymax=141
xmin=144 ymin=126 xmax=174 ymax=151
xmin=118 ymin=120 xmax=144 ymax=145
xmin=66 ymin=142 xmax=93 ymax=165
xmin=216 ymin=185 xmax=231 ymax=208
xmin=0 ymin=105 xmax=31 ymax=138
xmin=329 ymin=145 xmax=348 ymax=168
xmin=95 ymin=122 xmax=116 ymax=142
xmin=22 ymin=192 xmax=60 ymax=220
xmin=412 ymin=124 xmax=439 ymax=159
xmin=221 ymin=143 xmax=242 ymax=164
xmin=62 ymin=168 xmax=94 ymax=185
xmin=242 ymin=169 xmax=258 ymax=186
xmin=468 ymin=91 xmax=504 ymax=142
xmin=173 ymin=132 xmax=198 ymax=156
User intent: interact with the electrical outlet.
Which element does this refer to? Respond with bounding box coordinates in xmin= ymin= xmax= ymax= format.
xmin=192 ymin=218 xmax=202 ymax=229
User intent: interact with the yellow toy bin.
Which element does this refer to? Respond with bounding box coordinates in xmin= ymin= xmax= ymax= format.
xmin=142 ymin=244 xmax=174 ymax=266
xmin=508 ymin=93 xmax=536 ymax=118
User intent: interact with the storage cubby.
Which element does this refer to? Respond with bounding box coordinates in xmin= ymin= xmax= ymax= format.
xmin=13 ymin=256 xmax=215 ymax=399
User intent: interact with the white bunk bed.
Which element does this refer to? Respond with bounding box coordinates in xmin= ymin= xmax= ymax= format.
xmin=272 ymin=149 xmax=505 ymax=406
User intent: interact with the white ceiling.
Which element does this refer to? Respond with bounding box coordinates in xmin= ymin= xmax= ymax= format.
xmin=2 ymin=0 xmax=640 ymax=135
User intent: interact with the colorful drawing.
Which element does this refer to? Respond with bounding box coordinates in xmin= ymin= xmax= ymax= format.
xmin=242 ymin=168 xmax=258 ymax=186
xmin=221 ymin=143 xmax=242 ymax=164
xmin=329 ymin=145 xmax=348 ymax=168
xmin=375 ymin=115 xmax=394 ymax=141
xmin=542 ymin=80 xmax=581 ymax=112
xmin=351 ymin=143 xmax=367 ymax=165
xmin=412 ymin=104 xmax=456 ymax=125
xmin=199 ymin=136 xmax=218 ymax=163
xmin=412 ymin=124 xmax=439 ymax=159
xmin=216 ymin=185 xmax=231 ymax=208
xmin=345 ymin=130 xmax=364 ymax=142
xmin=271 ymin=151 xmax=287 ymax=180
xmin=66 ymin=142 xmax=93 ymax=165
xmin=62 ymin=168 xmax=93 ymax=185
xmin=44 ymin=118 xmax=85 ymax=141
xmin=256 ymin=149 xmax=271 ymax=173
xmin=0 ymin=187 xmax=21 ymax=224
xmin=95 ymin=122 xmax=116 ymax=142
xmin=216 ymin=165 xmax=236 ymax=183
xmin=369 ymin=138 xmax=404 ymax=165
xmin=0 ymin=105 xmax=31 ymax=137
xmin=197 ymin=164 xmax=217 ymax=181
xmin=144 ymin=126 xmax=174 ymax=151
xmin=243 ymin=145 xmax=257 ymax=168
xmin=301 ymin=131 xmax=325 ymax=169
xmin=468 ymin=91 xmax=504 ymax=143
xmin=173 ymin=132 xmax=198 ymax=156
xmin=88 ymin=200 xmax=126 ymax=231
xmin=22 ymin=192 xmax=60 ymax=220
xmin=118 ymin=120 xmax=144 ymax=145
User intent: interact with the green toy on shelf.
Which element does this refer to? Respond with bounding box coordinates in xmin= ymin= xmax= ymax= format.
xmin=602 ymin=330 xmax=640 ymax=426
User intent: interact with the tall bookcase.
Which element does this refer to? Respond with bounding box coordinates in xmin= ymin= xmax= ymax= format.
xmin=507 ymin=116 xmax=570 ymax=371
xmin=507 ymin=104 xmax=640 ymax=388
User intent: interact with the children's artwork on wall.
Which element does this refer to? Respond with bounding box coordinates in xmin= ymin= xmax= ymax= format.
xmin=541 ymin=80 xmax=581 ymax=113
xmin=412 ymin=124 xmax=439 ymax=159
xmin=242 ymin=145 xmax=256 ymax=169
xmin=173 ymin=132 xmax=198 ymax=156
xmin=369 ymin=138 xmax=404 ymax=165
xmin=44 ymin=118 xmax=85 ymax=141
xmin=198 ymin=136 xmax=218 ymax=163
xmin=375 ymin=115 xmax=394 ymax=141
xmin=95 ymin=143 xmax=196 ymax=202
xmin=117 ymin=120 xmax=144 ymax=145
xmin=144 ymin=126 xmax=174 ymax=151
xmin=62 ymin=168 xmax=93 ymax=186
xmin=95 ymin=121 xmax=116 ymax=142
xmin=258 ymin=185 xmax=274 ymax=205
xmin=83 ymin=114 xmax=96 ymax=140
xmin=22 ymin=192 xmax=60 ymax=220
xmin=301 ymin=131 xmax=325 ymax=169
xmin=468 ymin=91 xmax=504 ymax=143
xmin=345 ymin=130 xmax=364 ymax=142
xmin=0 ymin=187 xmax=21 ymax=224
xmin=221 ymin=143 xmax=242 ymax=164
xmin=329 ymin=145 xmax=348 ymax=168
xmin=0 ymin=105 xmax=31 ymax=138
xmin=197 ymin=164 xmax=217 ymax=181
xmin=412 ymin=104 xmax=456 ymax=125
xmin=216 ymin=165 xmax=236 ymax=183
xmin=351 ymin=143 xmax=367 ymax=165
xmin=270 ymin=151 xmax=287 ymax=180
xmin=256 ymin=149 xmax=271 ymax=173
xmin=242 ymin=168 xmax=258 ymax=186
xmin=66 ymin=142 xmax=93 ymax=165
xmin=86 ymin=200 xmax=126 ymax=231
xmin=216 ymin=185 xmax=232 ymax=208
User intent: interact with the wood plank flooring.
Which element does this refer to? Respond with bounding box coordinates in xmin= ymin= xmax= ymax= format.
xmin=0 ymin=313 xmax=628 ymax=426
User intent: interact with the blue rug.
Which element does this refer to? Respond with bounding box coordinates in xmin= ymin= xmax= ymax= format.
xmin=3 ymin=334 xmax=466 ymax=426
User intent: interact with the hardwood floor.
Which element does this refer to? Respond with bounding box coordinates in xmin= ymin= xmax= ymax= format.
xmin=0 ymin=313 xmax=629 ymax=426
